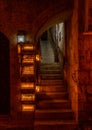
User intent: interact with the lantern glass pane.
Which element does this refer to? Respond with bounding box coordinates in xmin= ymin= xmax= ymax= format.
xmin=18 ymin=35 xmax=25 ymax=42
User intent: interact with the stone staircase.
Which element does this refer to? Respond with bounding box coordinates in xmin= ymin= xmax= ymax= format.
xmin=34 ymin=63 xmax=77 ymax=130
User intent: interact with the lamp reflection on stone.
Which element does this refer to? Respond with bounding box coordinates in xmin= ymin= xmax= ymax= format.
xmin=21 ymin=94 xmax=35 ymax=101
xmin=22 ymin=66 xmax=34 ymax=75
xmin=36 ymin=54 xmax=40 ymax=61
xmin=36 ymin=86 xmax=40 ymax=92
xmin=22 ymin=44 xmax=34 ymax=51
xmin=21 ymin=82 xmax=34 ymax=89
xmin=22 ymin=104 xmax=35 ymax=111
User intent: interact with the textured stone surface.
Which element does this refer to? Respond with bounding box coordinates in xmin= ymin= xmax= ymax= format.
xmin=79 ymin=71 xmax=89 ymax=85
xmin=0 ymin=0 xmax=73 ymax=40
xmin=0 ymin=0 xmax=92 ymax=128
xmin=78 ymin=34 xmax=92 ymax=122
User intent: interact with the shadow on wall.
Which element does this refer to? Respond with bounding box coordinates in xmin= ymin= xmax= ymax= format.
xmin=0 ymin=32 xmax=10 ymax=114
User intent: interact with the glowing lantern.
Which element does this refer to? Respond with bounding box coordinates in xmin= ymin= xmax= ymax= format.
xmin=17 ymin=30 xmax=26 ymax=43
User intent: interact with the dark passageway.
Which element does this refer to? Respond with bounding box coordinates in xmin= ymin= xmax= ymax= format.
xmin=0 ymin=32 xmax=10 ymax=114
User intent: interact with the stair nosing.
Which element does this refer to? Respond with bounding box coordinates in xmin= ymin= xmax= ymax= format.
xmin=37 ymin=92 xmax=68 ymax=94
xmin=35 ymin=120 xmax=76 ymax=125
xmin=35 ymin=109 xmax=73 ymax=113
xmin=37 ymin=99 xmax=70 ymax=102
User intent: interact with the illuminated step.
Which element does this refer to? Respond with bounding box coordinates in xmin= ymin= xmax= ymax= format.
xmin=21 ymin=94 xmax=35 ymax=101
xmin=22 ymin=104 xmax=35 ymax=111
xmin=22 ymin=44 xmax=34 ymax=51
xmin=21 ymin=82 xmax=34 ymax=89
xmin=22 ymin=55 xmax=35 ymax=64
xmin=22 ymin=66 xmax=34 ymax=75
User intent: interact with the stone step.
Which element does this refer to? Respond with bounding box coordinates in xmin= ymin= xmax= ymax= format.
xmin=40 ymin=63 xmax=61 ymax=67
xmin=40 ymin=74 xmax=63 ymax=80
xmin=40 ymin=69 xmax=62 ymax=74
xmin=34 ymin=120 xmax=77 ymax=130
xmin=40 ymin=63 xmax=63 ymax=74
xmin=35 ymin=62 xmax=76 ymax=129
xmin=40 ymin=79 xmax=64 ymax=85
xmin=38 ymin=85 xmax=67 ymax=92
xmin=35 ymin=109 xmax=75 ymax=120
xmin=40 ymin=63 xmax=62 ymax=67
xmin=36 ymin=92 xmax=69 ymax=100
xmin=36 ymin=100 xmax=71 ymax=109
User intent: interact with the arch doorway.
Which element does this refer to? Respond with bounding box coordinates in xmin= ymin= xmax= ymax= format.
xmin=35 ymin=7 xmax=78 ymax=121
xmin=0 ymin=32 xmax=10 ymax=114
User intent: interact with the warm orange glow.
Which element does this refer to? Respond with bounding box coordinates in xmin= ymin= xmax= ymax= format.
xmin=17 ymin=44 xmax=21 ymax=54
xmin=21 ymin=82 xmax=34 ymax=89
xmin=23 ymin=45 xmax=34 ymax=51
xmin=21 ymin=94 xmax=35 ymax=101
xmin=22 ymin=55 xmax=34 ymax=63
xmin=22 ymin=104 xmax=35 ymax=111
xmin=36 ymin=86 xmax=40 ymax=92
xmin=36 ymin=54 xmax=40 ymax=61
xmin=22 ymin=66 xmax=34 ymax=75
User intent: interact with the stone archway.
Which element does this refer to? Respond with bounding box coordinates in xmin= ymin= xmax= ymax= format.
xmin=34 ymin=0 xmax=79 ymax=122
xmin=0 ymin=32 xmax=10 ymax=114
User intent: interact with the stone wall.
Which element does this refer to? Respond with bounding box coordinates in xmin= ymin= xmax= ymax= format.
xmin=64 ymin=0 xmax=79 ymax=121
xmin=78 ymin=0 xmax=85 ymax=32
xmin=0 ymin=0 xmax=73 ymax=42
xmin=49 ymin=23 xmax=65 ymax=65
xmin=0 ymin=0 xmax=74 ymax=121
xmin=78 ymin=33 xmax=92 ymax=122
